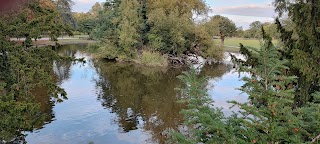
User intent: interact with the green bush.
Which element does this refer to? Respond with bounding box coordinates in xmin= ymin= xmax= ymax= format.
xmin=202 ymin=44 xmax=224 ymax=61
xmin=134 ymin=51 xmax=168 ymax=67
xmin=86 ymin=43 xmax=100 ymax=53
xmin=95 ymin=44 xmax=119 ymax=60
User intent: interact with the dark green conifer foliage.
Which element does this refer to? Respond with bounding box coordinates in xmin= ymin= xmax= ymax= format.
xmin=0 ymin=23 xmax=68 ymax=141
xmin=170 ymin=69 xmax=232 ymax=143
xmin=274 ymin=0 xmax=320 ymax=105
xmin=230 ymin=29 xmax=308 ymax=143
xmin=0 ymin=1 xmax=73 ymax=141
xmin=171 ymin=29 xmax=320 ymax=143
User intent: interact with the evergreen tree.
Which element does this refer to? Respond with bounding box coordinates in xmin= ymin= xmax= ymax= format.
xmin=171 ymin=29 xmax=320 ymax=143
xmin=274 ymin=0 xmax=320 ymax=106
xmin=0 ymin=1 xmax=73 ymax=141
xmin=229 ymin=29 xmax=309 ymax=143
xmin=170 ymin=69 xmax=234 ymax=143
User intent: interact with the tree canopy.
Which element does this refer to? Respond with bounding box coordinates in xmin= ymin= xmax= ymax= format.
xmin=0 ymin=0 xmax=73 ymax=141
xmin=205 ymin=15 xmax=237 ymax=45
xmin=87 ymin=0 xmax=224 ymax=62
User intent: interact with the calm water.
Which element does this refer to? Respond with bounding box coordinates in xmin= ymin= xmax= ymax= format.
xmin=24 ymin=44 xmax=247 ymax=144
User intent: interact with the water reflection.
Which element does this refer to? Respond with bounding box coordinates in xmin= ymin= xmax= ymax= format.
xmin=93 ymin=61 xmax=187 ymax=143
xmin=24 ymin=44 xmax=244 ymax=144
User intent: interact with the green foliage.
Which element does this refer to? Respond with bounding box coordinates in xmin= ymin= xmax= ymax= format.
xmin=0 ymin=1 xmax=73 ymax=140
xmin=89 ymin=0 xmax=224 ymax=64
xmin=230 ymin=30 xmax=308 ymax=143
xmin=171 ymin=30 xmax=320 ymax=143
xmin=117 ymin=0 xmax=142 ymax=58
xmin=274 ymin=0 xmax=320 ymax=105
xmin=205 ymin=15 xmax=237 ymax=44
xmin=240 ymin=21 xmax=279 ymax=39
xmin=134 ymin=51 xmax=168 ymax=67
xmin=55 ymin=0 xmax=77 ymax=28
xmin=0 ymin=0 xmax=73 ymax=47
xmin=170 ymin=69 xmax=233 ymax=143
xmin=86 ymin=42 xmax=100 ymax=53
xmin=206 ymin=15 xmax=237 ymax=37
xmin=193 ymin=25 xmax=224 ymax=61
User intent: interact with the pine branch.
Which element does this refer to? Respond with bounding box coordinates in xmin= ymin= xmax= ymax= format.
xmin=312 ymin=134 xmax=320 ymax=143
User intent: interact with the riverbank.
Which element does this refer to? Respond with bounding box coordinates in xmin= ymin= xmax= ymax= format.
xmin=33 ymin=39 xmax=97 ymax=47
xmin=24 ymin=44 xmax=243 ymax=144
xmin=12 ymin=36 xmax=97 ymax=47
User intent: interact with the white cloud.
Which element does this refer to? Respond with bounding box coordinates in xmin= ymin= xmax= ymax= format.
xmin=207 ymin=3 xmax=277 ymax=29
xmin=211 ymin=4 xmax=276 ymax=18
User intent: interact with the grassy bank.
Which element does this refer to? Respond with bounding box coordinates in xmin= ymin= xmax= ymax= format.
xmin=87 ymin=43 xmax=169 ymax=67
xmin=214 ymin=38 xmax=279 ymax=53
xmin=15 ymin=39 xmax=97 ymax=47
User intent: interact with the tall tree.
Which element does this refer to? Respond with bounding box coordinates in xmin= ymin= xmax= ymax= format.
xmin=248 ymin=21 xmax=263 ymax=38
xmin=205 ymin=15 xmax=236 ymax=45
xmin=171 ymin=29 xmax=320 ymax=143
xmin=0 ymin=0 xmax=70 ymax=141
xmin=274 ymin=0 xmax=320 ymax=105
xmin=55 ymin=0 xmax=77 ymax=28
xmin=117 ymin=0 xmax=142 ymax=58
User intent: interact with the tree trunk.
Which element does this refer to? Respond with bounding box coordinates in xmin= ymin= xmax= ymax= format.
xmin=220 ymin=32 xmax=225 ymax=45
xmin=220 ymin=35 xmax=225 ymax=45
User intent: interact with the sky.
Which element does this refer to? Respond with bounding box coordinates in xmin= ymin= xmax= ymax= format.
xmin=72 ymin=0 xmax=276 ymax=29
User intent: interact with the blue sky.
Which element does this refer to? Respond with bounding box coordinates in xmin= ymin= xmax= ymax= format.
xmin=72 ymin=0 xmax=276 ymax=29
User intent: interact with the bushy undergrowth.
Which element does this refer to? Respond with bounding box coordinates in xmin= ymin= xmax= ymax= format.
xmin=201 ymin=45 xmax=224 ymax=61
xmin=134 ymin=51 xmax=168 ymax=67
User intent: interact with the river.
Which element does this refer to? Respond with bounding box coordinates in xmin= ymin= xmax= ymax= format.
xmin=24 ymin=44 xmax=247 ymax=144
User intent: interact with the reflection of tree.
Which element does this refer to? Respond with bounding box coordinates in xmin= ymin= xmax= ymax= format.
xmin=52 ymin=45 xmax=79 ymax=84
xmin=200 ymin=63 xmax=233 ymax=78
xmin=93 ymin=61 xmax=185 ymax=143
xmin=92 ymin=60 xmax=230 ymax=143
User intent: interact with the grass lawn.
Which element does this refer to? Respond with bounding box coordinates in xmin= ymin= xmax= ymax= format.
xmin=214 ymin=38 xmax=279 ymax=52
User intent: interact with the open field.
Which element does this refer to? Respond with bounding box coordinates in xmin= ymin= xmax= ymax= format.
xmin=214 ymin=38 xmax=279 ymax=52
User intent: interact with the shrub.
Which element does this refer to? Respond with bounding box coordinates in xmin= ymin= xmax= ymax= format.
xmin=135 ymin=51 xmax=168 ymax=67
xmin=86 ymin=43 xmax=100 ymax=53
xmin=201 ymin=44 xmax=224 ymax=61
xmin=95 ymin=43 xmax=120 ymax=60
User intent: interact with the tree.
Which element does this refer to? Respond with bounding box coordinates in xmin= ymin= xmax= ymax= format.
xmin=205 ymin=15 xmax=236 ymax=45
xmin=73 ymin=12 xmax=95 ymax=35
xmin=0 ymin=0 xmax=73 ymax=47
xmin=90 ymin=2 xmax=102 ymax=17
xmin=247 ymin=21 xmax=263 ymax=38
xmin=55 ymin=0 xmax=77 ymax=28
xmin=274 ymin=0 xmax=320 ymax=106
xmin=117 ymin=0 xmax=143 ymax=59
xmin=263 ymin=22 xmax=279 ymax=39
xmin=235 ymin=26 xmax=244 ymax=37
xmin=0 ymin=0 xmax=70 ymax=141
xmin=91 ymin=0 xmax=224 ymax=62
xmin=171 ymin=30 xmax=320 ymax=143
